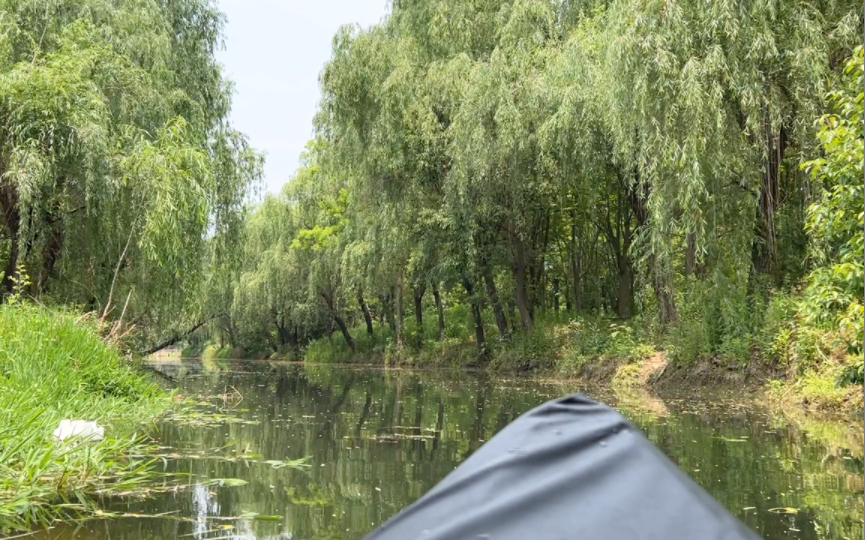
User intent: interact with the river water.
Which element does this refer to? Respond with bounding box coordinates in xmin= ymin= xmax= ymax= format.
xmin=36 ymin=361 xmax=863 ymax=540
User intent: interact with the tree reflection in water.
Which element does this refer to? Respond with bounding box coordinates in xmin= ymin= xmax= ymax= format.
xmin=31 ymin=363 xmax=864 ymax=540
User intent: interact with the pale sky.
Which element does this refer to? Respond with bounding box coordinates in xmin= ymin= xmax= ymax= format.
xmin=215 ymin=0 xmax=389 ymax=194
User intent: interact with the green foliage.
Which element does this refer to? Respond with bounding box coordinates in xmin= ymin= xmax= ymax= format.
xmin=800 ymin=46 xmax=864 ymax=354
xmin=0 ymin=303 xmax=172 ymax=531
xmin=0 ymin=0 xmax=262 ymax=349
xmin=217 ymin=0 xmax=861 ymax=402
xmin=491 ymin=321 xmax=560 ymax=372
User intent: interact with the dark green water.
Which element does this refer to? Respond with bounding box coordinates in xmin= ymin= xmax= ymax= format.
xmin=35 ymin=361 xmax=864 ymax=540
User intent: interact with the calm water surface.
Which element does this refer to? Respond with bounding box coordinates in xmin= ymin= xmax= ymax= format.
xmin=34 ymin=361 xmax=863 ymax=540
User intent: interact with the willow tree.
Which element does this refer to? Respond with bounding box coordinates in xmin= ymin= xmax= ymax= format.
xmin=318 ymin=21 xmax=453 ymax=350
xmin=286 ymin=147 xmax=359 ymax=352
xmin=0 ymin=0 xmax=260 ymax=347
xmin=229 ymin=193 xmax=311 ymax=355
xmin=228 ymin=0 xmax=864 ymax=369
xmin=581 ymin=0 xmax=861 ymax=331
xmin=445 ymin=0 xmax=570 ymax=328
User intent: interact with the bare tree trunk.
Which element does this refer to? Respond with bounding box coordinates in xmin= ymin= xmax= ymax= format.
xmin=483 ymin=268 xmax=509 ymax=341
xmin=651 ymin=255 xmax=679 ymax=329
xmin=413 ymin=283 xmax=425 ymax=347
xmin=2 ymin=208 xmax=20 ymax=295
xmin=507 ymin=301 xmax=518 ymax=333
xmin=570 ymin=219 xmax=582 ymax=312
xmin=382 ymin=289 xmax=396 ymax=332
xmin=511 ymin=236 xmax=533 ymax=329
xmin=616 ymin=254 xmax=634 ymax=319
xmin=283 ymin=323 xmax=299 ymax=359
xmin=333 ymin=314 xmax=355 ymax=352
xmin=572 ymin=244 xmax=582 ymax=313
xmin=321 ymin=290 xmax=355 ymax=352
xmin=552 ymin=278 xmax=560 ymax=312
xmin=564 ymin=277 xmax=572 ymax=312
xmin=685 ymin=231 xmax=697 ymax=278
xmin=39 ymin=224 xmax=62 ymax=293
xmin=462 ymin=276 xmax=485 ymax=355
xmin=751 ymin=123 xmax=787 ymax=281
xmin=432 ymin=281 xmax=445 ymax=340
xmin=395 ymin=274 xmax=405 ymax=348
xmin=0 ymin=179 xmax=20 ymax=295
xmin=276 ymin=321 xmax=290 ymax=347
xmin=142 ymin=315 xmax=220 ymax=356
xmin=292 ymin=325 xmax=300 ymax=359
xmin=529 ymin=212 xmax=550 ymax=316
xmin=358 ymin=289 xmax=374 ymax=336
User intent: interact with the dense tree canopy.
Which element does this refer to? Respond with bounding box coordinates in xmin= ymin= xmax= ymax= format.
xmin=0 ymin=0 xmax=261 ymax=348
xmin=218 ymin=0 xmax=861 ymax=375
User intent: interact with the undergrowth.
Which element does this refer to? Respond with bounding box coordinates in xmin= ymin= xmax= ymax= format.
xmin=0 ymin=303 xmax=173 ymax=532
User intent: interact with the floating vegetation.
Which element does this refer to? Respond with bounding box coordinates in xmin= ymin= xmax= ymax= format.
xmin=163 ymin=409 xmax=260 ymax=428
xmin=203 ymin=479 xmax=249 ymax=487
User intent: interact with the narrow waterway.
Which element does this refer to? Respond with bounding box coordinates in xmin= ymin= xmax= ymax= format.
xmin=35 ymin=361 xmax=864 ymax=539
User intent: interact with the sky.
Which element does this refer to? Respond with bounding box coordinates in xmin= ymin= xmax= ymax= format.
xmin=215 ymin=0 xmax=389 ymax=194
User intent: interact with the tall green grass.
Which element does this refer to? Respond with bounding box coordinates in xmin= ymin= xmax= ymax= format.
xmin=0 ymin=304 xmax=172 ymax=531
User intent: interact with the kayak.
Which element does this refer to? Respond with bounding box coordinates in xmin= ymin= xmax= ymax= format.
xmin=366 ymin=394 xmax=761 ymax=540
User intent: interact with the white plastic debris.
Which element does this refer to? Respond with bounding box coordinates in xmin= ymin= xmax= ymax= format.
xmin=53 ymin=420 xmax=104 ymax=442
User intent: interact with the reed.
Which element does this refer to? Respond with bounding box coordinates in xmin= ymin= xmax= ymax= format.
xmin=0 ymin=303 xmax=172 ymax=532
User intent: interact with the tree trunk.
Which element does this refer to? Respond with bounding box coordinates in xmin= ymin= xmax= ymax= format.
xmin=395 ymin=275 xmax=405 ymax=348
xmin=358 ymin=289 xmax=374 ymax=336
xmin=684 ymin=231 xmax=697 ymax=278
xmin=333 ymin=313 xmax=355 ymax=352
xmin=432 ymin=281 xmax=445 ymax=340
xmin=2 ymin=208 xmax=20 ymax=295
xmin=651 ymin=255 xmax=679 ymax=328
xmin=564 ymin=277 xmax=572 ymax=312
xmin=142 ymin=315 xmax=219 ymax=356
xmin=573 ymin=250 xmax=582 ymax=313
xmin=283 ymin=324 xmax=298 ymax=359
xmin=413 ymin=283 xmax=425 ymax=347
xmin=616 ymin=254 xmax=634 ymax=319
xmin=38 ymin=223 xmax=62 ymax=293
xmin=462 ymin=276 xmax=485 ymax=355
xmin=511 ymin=236 xmax=533 ymax=329
xmin=751 ymin=124 xmax=787 ymax=280
xmin=529 ymin=212 xmax=550 ymax=316
xmin=483 ymin=268 xmax=509 ymax=341
xmin=552 ymin=278 xmax=560 ymax=312
xmin=569 ymin=218 xmax=582 ymax=313
xmin=321 ymin=290 xmax=355 ymax=352
xmin=507 ymin=302 xmax=518 ymax=333
xmin=572 ymin=249 xmax=582 ymax=313
xmin=383 ymin=290 xmax=396 ymax=332
xmin=277 ymin=321 xmax=290 ymax=347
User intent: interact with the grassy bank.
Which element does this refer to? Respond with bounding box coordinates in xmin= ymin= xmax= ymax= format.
xmin=0 ymin=304 xmax=173 ymax=532
xmin=273 ymin=300 xmax=862 ymax=416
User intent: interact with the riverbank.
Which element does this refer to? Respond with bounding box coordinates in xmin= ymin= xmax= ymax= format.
xmin=0 ymin=304 xmax=174 ymax=532
xmin=202 ymin=311 xmax=862 ymax=418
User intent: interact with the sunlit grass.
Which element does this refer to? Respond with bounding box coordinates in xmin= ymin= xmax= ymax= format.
xmin=0 ymin=303 xmax=174 ymax=532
